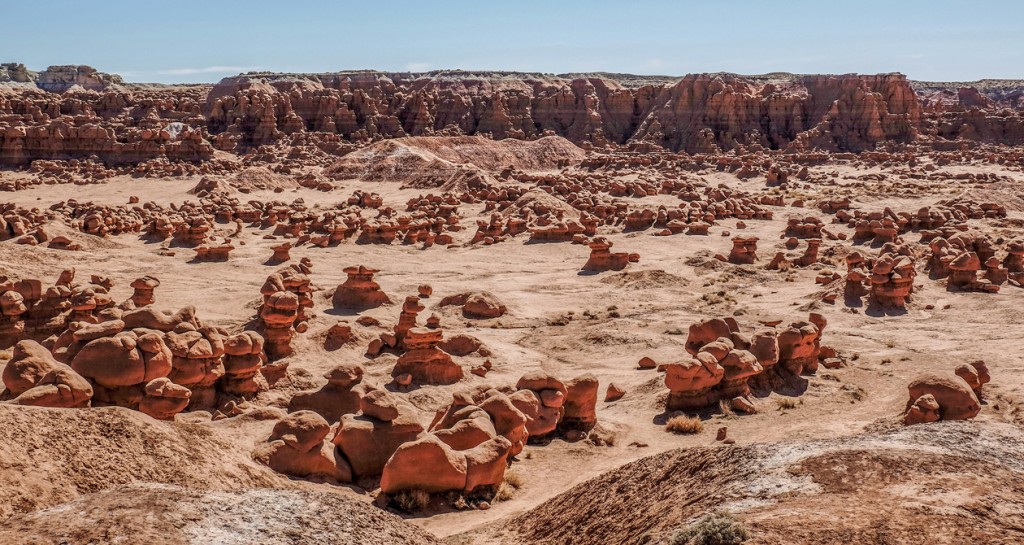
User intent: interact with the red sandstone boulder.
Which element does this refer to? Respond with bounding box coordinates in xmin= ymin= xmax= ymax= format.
xmin=332 ymin=265 xmax=391 ymax=310
xmin=561 ymin=373 xmax=599 ymax=431
xmin=138 ymin=377 xmax=191 ymax=420
xmin=255 ymin=410 xmax=352 ymax=482
xmin=288 ymin=362 xmax=366 ymax=421
xmin=463 ymin=293 xmax=507 ymax=319
xmin=904 ymin=374 xmax=981 ymax=424
xmin=333 ymin=391 xmax=425 ymax=478
xmin=380 ymin=434 xmax=468 ymax=494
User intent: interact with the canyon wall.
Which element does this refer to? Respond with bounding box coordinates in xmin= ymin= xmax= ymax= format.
xmin=1 ymin=67 xmax=1023 ymax=166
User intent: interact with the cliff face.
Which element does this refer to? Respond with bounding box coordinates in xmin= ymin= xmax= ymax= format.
xmin=204 ymin=71 xmax=927 ymax=153
xmin=1 ymin=69 xmax=1023 ymax=166
xmin=0 ymin=86 xmax=214 ymax=165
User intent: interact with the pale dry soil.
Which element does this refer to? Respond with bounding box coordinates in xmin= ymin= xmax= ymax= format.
xmin=1 ymin=160 xmax=1023 ymax=544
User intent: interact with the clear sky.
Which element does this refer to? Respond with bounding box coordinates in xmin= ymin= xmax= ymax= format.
xmin=4 ymin=1 xmax=1022 ymax=84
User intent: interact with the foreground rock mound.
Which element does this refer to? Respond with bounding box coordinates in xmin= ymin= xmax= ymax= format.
xmin=500 ymin=423 xmax=1024 ymax=545
xmin=0 ymin=483 xmax=444 ymax=545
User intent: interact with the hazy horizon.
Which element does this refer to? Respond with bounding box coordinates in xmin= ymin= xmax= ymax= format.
xmin=4 ymin=0 xmax=1022 ymax=84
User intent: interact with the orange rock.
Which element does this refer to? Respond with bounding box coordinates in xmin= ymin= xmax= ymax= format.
xmin=905 ymin=374 xmax=980 ymax=423
xmin=255 ymin=410 xmax=352 ymax=482
xmin=380 ymin=434 xmax=468 ymax=494
xmin=605 ymin=383 xmax=626 ymax=402
xmin=332 ymin=265 xmax=391 ymax=310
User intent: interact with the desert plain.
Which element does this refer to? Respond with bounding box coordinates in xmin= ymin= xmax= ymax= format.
xmin=1 ymin=64 xmax=1023 ymax=545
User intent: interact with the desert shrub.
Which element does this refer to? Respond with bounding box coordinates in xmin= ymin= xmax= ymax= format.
xmin=392 ymin=489 xmax=430 ymax=512
xmin=589 ymin=426 xmax=617 ymax=446
xmin=503 ymin=468 xmax=524 ymax=489
xmin=670 ymin=511 xmax=750 ymax=545
xmin=665 ymin=415 xmax=704 ymax=434
xmin=547 ymin=314 xmax=572 ymax=326
xmin=775 ymin=397 xmax=799 ymax=410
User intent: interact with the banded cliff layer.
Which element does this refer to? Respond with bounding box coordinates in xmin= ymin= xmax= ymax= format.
xmin=1 ymin=67 xmax=1023 ymax=166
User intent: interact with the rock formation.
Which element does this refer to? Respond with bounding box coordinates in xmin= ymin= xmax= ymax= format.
xmin=661 ymin=314 xmax=828 ymax=412
xmin=220 ymin=331 xmax=268 ymax=397
xmin=904 ymin=371 xmax=982 ymax=425
xmin=727 ymin=237 xmax=758 ymax=264
xmin=256 ymin=410 xmax=353 ymax=482
xmin=391 ymin=327 xmax=463 ymax=385
xmin=332 ymin=390 xmax=425 ymax=478
xmin=332 ymin=265 xmax=391 ymax=310
xmin=288 ymin=362 xmax=367 ymax=421
xmin=138 ymin=377 xmax=191 ymax=420
xmin=439 ymin=292 xmax=507 ymax=319
xmin=2 ymin=340 xmax=92 ymax=408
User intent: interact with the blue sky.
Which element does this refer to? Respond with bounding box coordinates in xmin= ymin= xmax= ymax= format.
xmin=4 ymin=1 xmax=1022 ymax=83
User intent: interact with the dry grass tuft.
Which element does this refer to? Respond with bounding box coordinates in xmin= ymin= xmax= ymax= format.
xmin=775 ymin=397 xmax=800 ymax=410
xmin=392 ymin=489 xmax=430 ymax=512
xmin=718 ymin=400 xmax=735 ymax=418
xmin=666 ymin=415 xmax=704 ymax=434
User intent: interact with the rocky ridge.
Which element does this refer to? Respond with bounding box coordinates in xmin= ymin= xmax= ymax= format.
xmin=1 ymin=66 xmax=1024 ymax=167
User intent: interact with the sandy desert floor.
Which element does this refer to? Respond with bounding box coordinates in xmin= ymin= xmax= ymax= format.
xmin=2 ymin=149 xmax=1024 ymax=544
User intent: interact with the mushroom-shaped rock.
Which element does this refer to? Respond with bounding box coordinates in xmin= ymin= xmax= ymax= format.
xmin=165 ymin=326 xmax=226 ymax=409
xmin=260 ymin=291 xmax=299 ymax=361
xmin=727 ymin=237 xmax=758 ymax=265
xmin=332 ymin=265 xmax=391 ymax=310
xmin=582 ymin=237 xmax=632 ymax=272
xmin=392 ymin=327 xmax=463 ymax=385
xmin=664 ymin=357 xmax=725 ymax=411
xmin=220 ymin=331 xmax=268 ymax=396
xmin=128 ymin=276 xmax=160 ymax=308
xmin=270 ymin=242 xmax=292 ymax=263
xmin=561 ymin=374 xmax=599 ymax=432
xmin=717 ymin=349 xmax=763 ymax=399
xmin=138 ymin=377 xmax=192 ymax=420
